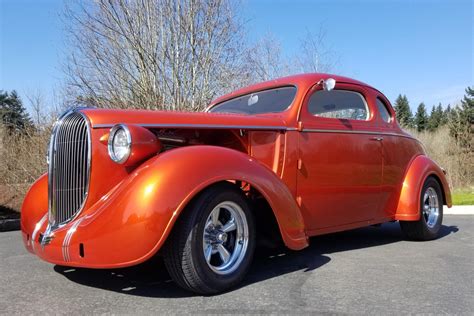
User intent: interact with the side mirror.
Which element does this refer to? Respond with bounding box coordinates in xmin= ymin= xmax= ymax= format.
xmin=322 ymin=78 xmax=336 ymax=91
xmin=248 ymin=94 xmax=259 ymax=106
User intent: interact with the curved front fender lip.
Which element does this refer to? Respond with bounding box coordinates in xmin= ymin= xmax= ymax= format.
xmin=24 ymin=208 xmax=173 ymax=269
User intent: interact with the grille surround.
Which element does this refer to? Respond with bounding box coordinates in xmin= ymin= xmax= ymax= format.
xmin=48 ymin=110 xmax=91 ymax=228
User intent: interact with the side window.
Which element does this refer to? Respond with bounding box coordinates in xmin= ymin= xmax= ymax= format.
xmin=376 ymin=98 xmax=392 ymax=123
xmin=308 ymin=90 xmax=369 ymax=120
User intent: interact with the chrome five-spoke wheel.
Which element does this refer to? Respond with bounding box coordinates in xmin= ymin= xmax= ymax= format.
xmin=422 ymin=187 xmax=439 ymax=228
xmin=164 ymin=183 xmax=255 ymax=294
xmin=203 ymin=201 xmax=249 ymax=275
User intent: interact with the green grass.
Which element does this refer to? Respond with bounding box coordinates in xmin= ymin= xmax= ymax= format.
xmin=452 ymin=189 xmax=474 ymax=205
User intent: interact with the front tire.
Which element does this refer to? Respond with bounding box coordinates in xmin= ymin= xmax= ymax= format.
xmin=163 ymin=183 xmax=255 ymax=294
xmin=400 ymin=177 xmax=443 ymax=240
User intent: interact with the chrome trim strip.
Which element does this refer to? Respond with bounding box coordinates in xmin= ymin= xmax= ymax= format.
xmin=93 ymin=123 xmax=297 ymax=131
xmin=62 ymin=217 xmax=84 ymax=262
xmin=92 ymin=122 xmax=413 ymax=139
xmin=31 ymin=213 xmax=48 ymax=252
xmin=158 ymin=136 xmax=186 ymax=144
xmin=301 ymin=128 xmax=416 ymax=140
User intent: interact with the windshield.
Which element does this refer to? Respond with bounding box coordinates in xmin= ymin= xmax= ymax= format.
xmin=209 ymin=86 xmax=297 ymax=115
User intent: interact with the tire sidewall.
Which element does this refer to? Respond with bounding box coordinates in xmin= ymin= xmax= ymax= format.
xmin=190 ymin=187 xmax=256 ymax=292
xmin=420 ymin=177 xmax=443 ymax=238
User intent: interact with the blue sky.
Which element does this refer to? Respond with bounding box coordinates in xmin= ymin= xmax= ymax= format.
xmin=1 ymin=0 xmax=472 ymax=113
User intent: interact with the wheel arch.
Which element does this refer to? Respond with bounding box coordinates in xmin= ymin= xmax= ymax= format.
xmin=427 ymin=173 xmax=448 ymax=206
xmin=172 ymin=179 xmax=286 ymax=251
xmin=395 ymin=155 xmax=452 ymax=221
xmin=163 ymin=147 xmax=308 ymax=251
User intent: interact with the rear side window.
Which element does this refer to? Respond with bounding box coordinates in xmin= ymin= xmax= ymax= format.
xmin=308 ymin=90 xmax=369 ymax=120
xmin=376 ymin=98 xmax=392 ymax=123
xmin=210 ymin=86 xmax=297 ymax=114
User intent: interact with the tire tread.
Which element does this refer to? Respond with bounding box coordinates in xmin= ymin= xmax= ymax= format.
xmin=400 ymin=177 xmax=443 ymax=241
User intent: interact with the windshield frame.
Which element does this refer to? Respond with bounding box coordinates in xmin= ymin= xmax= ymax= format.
xmin=206 ymin=85 xmax=298 ymax=115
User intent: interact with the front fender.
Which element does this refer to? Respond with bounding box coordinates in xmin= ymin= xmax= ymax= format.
xmin=395 ymin=155 xmax=452 ymax=221
xmin=23 ymin=146 xmax=307 ymax=268
xmin=21 ymin=173 xmax=48 ymax=253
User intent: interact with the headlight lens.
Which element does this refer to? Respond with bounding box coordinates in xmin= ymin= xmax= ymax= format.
xmin=108 ymin=124 xmax=131 ymax=163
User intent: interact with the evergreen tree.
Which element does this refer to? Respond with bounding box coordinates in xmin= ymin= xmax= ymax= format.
xmin=437 ymin=103 xmax=448 ymax=126
xmin=428 ymin=103 xmax=444 ymax=131
xmin=414 ymin=102 xmax=428 ymax=132
xmin=445 ymin=104 xmax=452 ymax=116
xmin=461 ymin=87 xmax=474 ymax=123
xmin=449 ymin=87 xmax=473 ymax=149
xmin=444 ymin=105 xmax=453 ymax=126
xmin=0 ymin=90 xmax=33 ymax=134
xmin=394 ymin=94 xmax=413 ymax=128
xmin=428 ymin=106 xmax=437 ymax=131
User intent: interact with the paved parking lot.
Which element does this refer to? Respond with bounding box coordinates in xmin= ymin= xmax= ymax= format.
xmin=1 ymin=215 xmax=472 ymax=315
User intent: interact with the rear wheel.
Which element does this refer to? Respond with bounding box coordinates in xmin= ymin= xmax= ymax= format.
xmin=400 ymin=177 xmax=443 ymax=240
xmin=163 ymin=183 xmax=255 ymax=294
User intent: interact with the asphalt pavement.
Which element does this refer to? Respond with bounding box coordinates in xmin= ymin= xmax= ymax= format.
xmin=1 ymin=215 xmax=472 ymax=315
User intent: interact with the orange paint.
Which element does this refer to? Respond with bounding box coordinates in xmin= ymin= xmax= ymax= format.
xmin=21 ymin=73 xmax=451 ymax=268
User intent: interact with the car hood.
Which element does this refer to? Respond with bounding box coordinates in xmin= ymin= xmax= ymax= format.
xmin=80 ymin=108 xmax=292 ymax=131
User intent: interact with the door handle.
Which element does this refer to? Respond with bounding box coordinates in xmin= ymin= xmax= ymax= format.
xmin=370 ymin=136 xmax=383 ymax=141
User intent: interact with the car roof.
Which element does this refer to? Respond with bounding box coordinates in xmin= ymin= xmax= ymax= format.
xmin=210 ymin=73 xmax=381 ymax=106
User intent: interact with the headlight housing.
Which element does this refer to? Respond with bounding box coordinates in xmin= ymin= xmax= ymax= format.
xmin=108 ymin=124 xmax=131 ymax=164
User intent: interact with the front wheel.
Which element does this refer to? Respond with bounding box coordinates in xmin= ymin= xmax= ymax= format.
xmin=163 ymin=183 xmax=255 ymax=294
xmin=400 ymin=177 xmax=443 ymax=240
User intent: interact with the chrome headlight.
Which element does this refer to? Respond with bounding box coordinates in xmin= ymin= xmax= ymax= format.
xmin=108 ymin=124 xmax=131 ymax=164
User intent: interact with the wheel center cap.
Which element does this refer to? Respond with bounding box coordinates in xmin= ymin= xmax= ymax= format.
xmin=217 ymin=232 xmax=228 ymax=243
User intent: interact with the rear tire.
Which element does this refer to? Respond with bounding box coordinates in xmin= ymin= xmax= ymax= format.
xmin=400 ymin=177 xmax=443 ymax=240
xmin=163 ymin=183 xmax=255 ymax=294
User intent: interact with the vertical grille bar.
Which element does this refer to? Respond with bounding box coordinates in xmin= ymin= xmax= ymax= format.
xmin=48 ymin=111 xmax=90 ymax=227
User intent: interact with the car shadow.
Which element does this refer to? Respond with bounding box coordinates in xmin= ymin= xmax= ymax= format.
xmin=53 ymin=222 xmax=458 ymax=298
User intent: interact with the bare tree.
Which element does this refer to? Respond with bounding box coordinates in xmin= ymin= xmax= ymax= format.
xmin=244 ymin=33 xmax=291 ymax=83
xmin=64 ymin=1 xmax=339 ymax=112
xmin=26 ymin=90 xmax=47 ymax=127
xmin=243 ymin=29 xmax=337 ymax=85
xmin=296 ymin=28 xmax=338 ymax=73
xmin=65 ymin=0 xmax=247 ymax=111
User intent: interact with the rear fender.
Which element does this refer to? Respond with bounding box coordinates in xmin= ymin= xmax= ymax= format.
xmin=395 ymin=155 xmax=452 ymax=221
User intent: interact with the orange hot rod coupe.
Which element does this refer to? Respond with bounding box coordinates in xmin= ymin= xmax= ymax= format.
xmin=22 ymin=74 xmax=451 ymax=294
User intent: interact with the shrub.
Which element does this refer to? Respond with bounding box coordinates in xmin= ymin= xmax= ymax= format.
xmin=408 ymin=126 xmax=473 ymax=189
xmin=0 ymin=124 xmax=51 ymax=211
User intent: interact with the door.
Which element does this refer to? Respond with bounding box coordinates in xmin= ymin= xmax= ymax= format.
xmin=374 ymin=95 xmax=423 ymax=218
xmin=297 ymin=83 xmax=383 ymax=232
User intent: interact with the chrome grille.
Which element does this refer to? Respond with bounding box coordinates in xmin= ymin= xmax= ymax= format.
xmin=48 ymin=111 xmax=90 ymax=227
